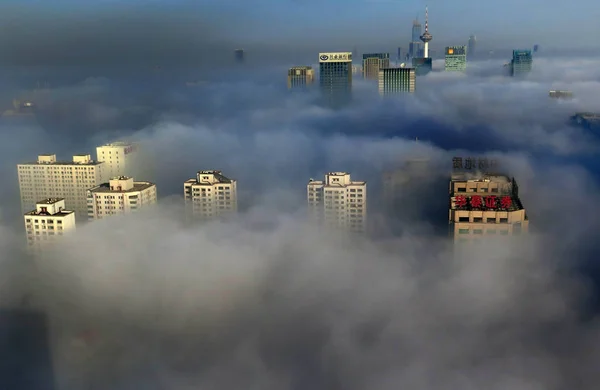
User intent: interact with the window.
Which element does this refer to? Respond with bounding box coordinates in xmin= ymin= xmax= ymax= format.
xmin=458 ymin=228 xmax=469 ymax=234
xmin=499 ymin=218 xmax=508 ymax=223
xmin=458 ymin=217 xmax=469 ymax=222
xmin=473 ymin=229 xmax=484 ymax=235
xmin=457 ymin=187 xmax=466 ymax=192
xmin=486 ymin=218 xmax=496 ymax=223
xmin=473 ymin=217 xmax=483 ymax=223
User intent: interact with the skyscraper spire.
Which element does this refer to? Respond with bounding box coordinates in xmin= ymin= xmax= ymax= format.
xmin=419 ymin=5 xmax=433 ymax=58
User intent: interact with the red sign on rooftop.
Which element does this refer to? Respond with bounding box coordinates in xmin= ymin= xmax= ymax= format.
xmin=454 ymin=195 xmax=513 ymax=210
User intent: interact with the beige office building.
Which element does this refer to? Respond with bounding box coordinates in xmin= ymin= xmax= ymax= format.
xmin=18 ymin=154 xmax=105 ymax=220
xmin=184 ymin=170 xmax=238 ymax=219
xmin=449 ymin=172 xmax=529 ymax=242
xmin=287 ymin=66 xmax=315 ymax=89
xmin=307 ymin=172 xmax=367 ymax=233
xmin=86 ymin=176 xmax=157 ymax=220
xmin=363 ymin=54 xmax=391 ymax=80
xmin=96 ymin=141 xmax=139 ymax=179
xmin=24 ymin=198 xmax=76 ymax=251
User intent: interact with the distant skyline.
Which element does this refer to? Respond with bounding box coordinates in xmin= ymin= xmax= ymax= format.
xmin=0 ymin=0 xmax=597 ymax=65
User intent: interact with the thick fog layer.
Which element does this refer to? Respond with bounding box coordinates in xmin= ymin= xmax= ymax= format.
xmin=1 ymin=55 xmax=600 ymax=389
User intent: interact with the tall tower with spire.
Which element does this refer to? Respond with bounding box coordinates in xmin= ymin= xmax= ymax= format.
xmin=420 ymin=6 xmax=433 ymax=58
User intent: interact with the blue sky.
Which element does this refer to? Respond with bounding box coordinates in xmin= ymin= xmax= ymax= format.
xmin=0 ymin=0 xmax=598 ymax=54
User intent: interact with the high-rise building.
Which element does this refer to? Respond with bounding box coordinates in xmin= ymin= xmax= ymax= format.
xmin=408 ymin=42 xmax=422 ymax=59
xmin=184 ymin=170 xmax=238 ymax=219
xmin=234 ymin=49 xmax=244 ymax=63
xmin=362 ymin=53 xmax=390 ymax=80
xmin=378 ymin=68 xmax=416 ymax=95
xmin=445 ymin=46 xmax=467 ymax=71
xmin=24 ymin=198 xmax=76 ymax=251
xmin=86 ymin=176 xmax=157 ymax=220
xmin=412 ymin=57 xmax=433 ymax=76
xmin=18 ymin=154 xmax=105 ymax=220
xmin=307 ymin=172 xmax=367 ymax=233
xmin=549 ymin=90 xmax=573 ymax=99
xmin=468 ymin=35 xmax=476 ymax=59
xmin=510 ymin=50 xmax=533 ymax=76
xmin=449 ymin=172 xmax=529 ymax=243
xmin=397 ymin=47 xmax=402 ymax=64
xmin=287 ymin=66 xmax=315 ymax=89
xmin=319 ymin=52 xmax=352 ymax=108
xmin=96 ymin=141 xmax=139 ymax=179
xmin=533 ymin=44 xmax=539 ymax=53
xmin=409 ymin=19 xmax=423 ymax=57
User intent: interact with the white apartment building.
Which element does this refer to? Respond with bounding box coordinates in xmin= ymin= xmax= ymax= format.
xmin=86 ymin=176 xmax=157 ymax=219
xmin=307 ymin=172 xmax=367 ymax=233
xmin=17 ymin=154 xmax=105 ymax=220
xmin=96 ymin=141 xmax=139 ymax=179
xmin=24 ymin=198 xmax=76 ymax=250
xmin=184 ymin=170 xmax=237 ymax=219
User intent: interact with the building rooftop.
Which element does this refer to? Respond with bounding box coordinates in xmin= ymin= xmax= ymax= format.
xmin=25 ymin=209 xmax=74 ymax=217
xmin=37 ymin=198 xmax=64 ymax=205
xmin=290 ymin=66 xmax=313 ymax=70
xmin=99 ymin=141 xmax=133 ymax=147
xmin=451 ymin=172 xmax=511 ymax=183
xmin=88 ymin=181 xmax=154 ymax=193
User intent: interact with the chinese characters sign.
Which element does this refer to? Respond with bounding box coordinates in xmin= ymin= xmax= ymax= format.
xmin=454 ymin=195 xmax=513 ymax=210
xmin=452 ymin=157 xmax=498 ymax=171
xmin=319 ymin=52 xmax=353 ymax=63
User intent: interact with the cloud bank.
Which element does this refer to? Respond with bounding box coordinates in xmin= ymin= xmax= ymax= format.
xmin=1 ymin=56 xmax=600 ymax=389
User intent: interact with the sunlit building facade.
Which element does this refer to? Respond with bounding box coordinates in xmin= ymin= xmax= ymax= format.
xmin=184 ymin=170 xmax=238 ymax=219
xmin=307 ymin=172 xmax=367 ymax=233
xmin=444 ymin=46 xmax=467 ymax=71
xmin=24 ymin=198 xmax=76 ymax=251
xmin=378 ymin=68 xmax=416 ymax=95
xmin=449 ymin=172 xmax=529 ymax=243
xmin=287 ymin=66 xmax=315 ymax=89
xmin=96 ymin=141 xmax=139 ymax=179
xmin=362 ymin=53 xmax=390 ymax=80
xmin=86 ymin=176 xmax=157 ymax=220
xmin=18 ymin=154 xmax=105 ymax=220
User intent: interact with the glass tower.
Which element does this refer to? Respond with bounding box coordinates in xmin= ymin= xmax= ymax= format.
xmin=510 ymin=50 xmax=533 ymax=76
xmin=467 ymin=35 xmax=476 ymax=60
xmin=288 ymin=66 xmax=314 ymax=89
xmin=319 ymin=52 xmax=352 ymax=108
xmin=362 ymin=53 xmax=390 ymax=80
xmin=378 ymin=68 xmax=416 ymax=95
xmin=445 ymin=46 xmax=467 ymax=71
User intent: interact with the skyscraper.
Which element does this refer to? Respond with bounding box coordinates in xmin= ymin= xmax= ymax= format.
xmin=307 ymin=172 xmax=367 ymax=233
xmin=409 ymin=19 xmax=422 ymax=57
xmin=184 ymin=170 xmax=238 ymax=219
xmin=319 ymin=52 xmax=352 ymax=108
xmin=412 ymin=57 xmax=433 ymax=76
xmin=362 ymin=53 xmax=390 ymax=80
xmin=287 ymin=66 xmax=315 ymax=89
xmin=397 ymin=47 xmax=402 ymax=64
xmin=86 ymin=176 xmax=157 ymax=220
xmin=468 ymin=35 xmax=476 ymax=59
xmin=445 ymin=46 xmax=467 ymax=71
xmin=378 ymin=68 xmax=416 ymax=95
xmin=510 ymin=50 xmax=533 ymax=76
xmin=18 ymin=154 xmax=105 ymax=220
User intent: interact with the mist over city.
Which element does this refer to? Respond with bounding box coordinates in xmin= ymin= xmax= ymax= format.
xmin=1 ymin=1 xmax=600 ymax=389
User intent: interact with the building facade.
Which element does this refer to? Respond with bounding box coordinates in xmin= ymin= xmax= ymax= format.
xmin=24 ymin=198 xmax=76 ymax=251
xmin=409 ymin=20 xmax=423 ymax=57
xmin=319 ymin=52 xmax=352 ymax=108
xmin=510 ymin=50 xmax=533 ymax=76
xmin=449 ymin=173 xmax=529 ymax=243
xmin=412 ymin=57 xmax=433 ymax=76
xmin=287 ymin=66 xmax=315 ymax=89
xmin=184 ymin=170 xmax=237 ymax=219
xmin=378 ymin=68 xmax=416 ymax=95
xmin=96 ymin=141 xmax=139 ymax=179
xmin=307 ymin=172 xmax=367 ymax=233
xmin=362 ymin=53 xmax=390 ymax=80
xmin=86 ymin=176 xmax=157 ymax=220
xmin=445 ymin=46 xmax=467 ymax=71
xmin=18 ymin=154 xmax=105 ymax=220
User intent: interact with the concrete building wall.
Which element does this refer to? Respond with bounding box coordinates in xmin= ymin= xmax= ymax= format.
xmin=24 ymin=198 xmax=76 ymax=251
xmin=86 ymin=176 xmax=157 ymax=219
xmin=184 ymin=170 xmax=238 ymax=219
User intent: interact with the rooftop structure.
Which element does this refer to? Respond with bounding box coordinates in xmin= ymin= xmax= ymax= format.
xmin=307 ymin=172 xmax=367 ymax=233
xmin=87 ymin=176 xmax=157 ymax=219
xmin=184 ymin=170 xmax=237 ymax=219
xmin=449 ymin=172 xmax=529 ymax=242
xmin=24 ymin=198 xmax=76 ymax=251
xmin=288 ymin=66 xmax=315 ymax=89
